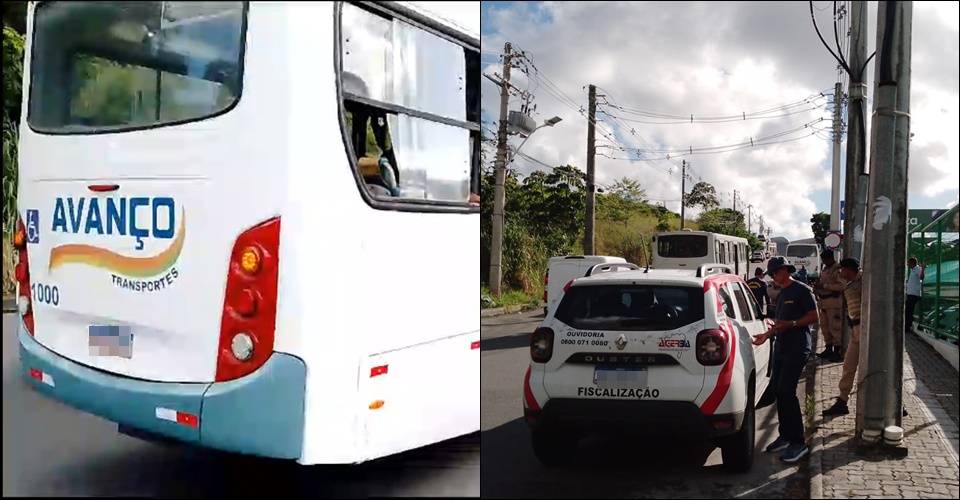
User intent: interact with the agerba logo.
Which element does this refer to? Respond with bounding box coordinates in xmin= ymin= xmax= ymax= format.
xmin=51 ymin=196 xmax=176 ymax=250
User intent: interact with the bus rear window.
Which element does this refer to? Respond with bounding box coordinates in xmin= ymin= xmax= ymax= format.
xmin=555 ymin=285 xmax=705 ymax=331
xmin=657 ymin=235 xmax=708 ymax=258
xmin=28 ymin=1 xmax=246 ymax=133
xmin=786 ymin=246 xmax=818 ymax=257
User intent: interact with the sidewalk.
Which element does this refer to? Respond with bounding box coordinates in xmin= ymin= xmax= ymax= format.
xmin=810 ymin=329 xmax=960 ymax=499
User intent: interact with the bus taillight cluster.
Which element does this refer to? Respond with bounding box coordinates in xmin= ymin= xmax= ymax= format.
xmin=13 ymin=217 xmax=35 ymax=336
xmin=215 ymin=217 xmax=281 ymax=381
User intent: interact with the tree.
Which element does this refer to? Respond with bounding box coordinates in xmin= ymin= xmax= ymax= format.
xmin=606 ymin=177 xmax=646 ymax=202
xmin=810 ymin=212 xmax=830 ymax=247
xmin=684 ymin=181 xmax=719 ymax=211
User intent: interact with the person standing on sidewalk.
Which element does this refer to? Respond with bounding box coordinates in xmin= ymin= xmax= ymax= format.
xmin=752 ymin=257 xmax=820 ymax=463
xmin=905 ymin=257 xmax=924 ymax=333
xmin=814 ymin=249 xmax=845 ymax=362
xmin=747 ymin=267 xmax=770 ymax=315
xmin=823 ymin=258 xmax=863 ymax=417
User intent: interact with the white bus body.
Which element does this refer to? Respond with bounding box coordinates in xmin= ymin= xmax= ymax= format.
xmin=14 ymin=1 xmax=479 ymax=465
xmin=785 ymin=243 xmax=822 ymax=279
xmin=651 ymin=231 xmax=750 ymax=279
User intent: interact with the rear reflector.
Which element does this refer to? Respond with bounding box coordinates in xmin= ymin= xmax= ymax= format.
xmin=87 ymin=184 xmax=120 ymax=192
xmin=156 ymin=407 xmax=199 ymax=428
xmin=369 ymin=400 xmax=385 ymax=410
xmin=471 ymin=341 xmax=480 ymax=350
xmin=370 ymin=365 xmax=388 ymax=377
xmin=28 ymin=368 xmax=55 ymax=387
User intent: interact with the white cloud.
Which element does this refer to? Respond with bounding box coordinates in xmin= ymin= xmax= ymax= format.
xmin=482 ymin=1 xmax=960 ymax=242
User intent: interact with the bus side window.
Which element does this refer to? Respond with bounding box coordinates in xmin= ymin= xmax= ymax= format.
xmin=340 ymin=3 xmax=479 ymax=205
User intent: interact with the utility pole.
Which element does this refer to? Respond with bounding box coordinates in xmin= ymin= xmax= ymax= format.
xmin=831 ymin=81 xmax=843 ymax=232
xmin=842 ymin=0 xmax=870 ymax=355
xmin=748 ymin=204 xmax=753 ymax=234
xmin=733 ymin=190 xmax=738 ymax=212
xmin=488 ymin=42 xmax=513 ymax=298
xmin=680 ymin=160 xmax=687 ymax=230
xmin=584 ymin=84 xmax=597 ymax=254
xmin=857 ymin=0 xmax=912 ymax=445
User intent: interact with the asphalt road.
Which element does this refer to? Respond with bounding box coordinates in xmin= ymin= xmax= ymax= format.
xmin=480 ymin=309 xmax=810 ymax=499
xmin=2 ymin=312 xmax=480 ymax=497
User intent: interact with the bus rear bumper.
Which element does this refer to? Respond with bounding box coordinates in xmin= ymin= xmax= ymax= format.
xmin=17 ymin=319 xmax=306 ymax=460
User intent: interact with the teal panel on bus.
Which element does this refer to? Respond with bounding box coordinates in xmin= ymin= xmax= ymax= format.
xmin=18 ymin=323 xmax=205 ymax=444
xmin=200 ymin=353 xmax=307 ymax=460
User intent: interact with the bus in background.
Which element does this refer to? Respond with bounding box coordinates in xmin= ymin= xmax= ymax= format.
xmin=14 ymin=1 xmax=479 ymax=465
xmin=785 ymin=242 xmax=822 ymax=281
xmin=651 ymin=230 xmax=750 ymax=279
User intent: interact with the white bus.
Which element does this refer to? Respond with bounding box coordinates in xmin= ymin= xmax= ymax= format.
xmin=651 ymin=230 xmax=750 ymax=279
xmin=14 ymin=1 xmax=479 ymax=465
xmin=785 ymin=242 xmax=822 ymax=280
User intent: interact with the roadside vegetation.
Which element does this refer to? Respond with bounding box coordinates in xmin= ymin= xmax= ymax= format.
xmin=479 ymin=148 xmax=762 ymax=301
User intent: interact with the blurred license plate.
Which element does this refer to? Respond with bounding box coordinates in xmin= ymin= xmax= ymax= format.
xmin=89 ymin=325 xmax=133 ymax=359
xmin=594 ymin=366 xmax=647 ymax=388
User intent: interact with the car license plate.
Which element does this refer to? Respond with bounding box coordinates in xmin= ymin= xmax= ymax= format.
xmin=89 ymin=325 xmax=133 ymax=359
xmin=594 ymin=365 xmax=648 ymax=388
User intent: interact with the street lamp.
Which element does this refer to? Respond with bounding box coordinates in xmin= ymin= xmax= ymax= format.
xmin=489 ymin=115 xmax=563 ymax=298
xmin=509 ymin=116 xmax=562 ymax=163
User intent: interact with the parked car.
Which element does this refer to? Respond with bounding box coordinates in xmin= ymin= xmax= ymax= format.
xmin=523 ymin=263 xmax=775 ymax=472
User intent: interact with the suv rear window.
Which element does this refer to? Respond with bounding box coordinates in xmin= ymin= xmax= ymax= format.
xmin=555 ymin=284 xmax=705 ymax=331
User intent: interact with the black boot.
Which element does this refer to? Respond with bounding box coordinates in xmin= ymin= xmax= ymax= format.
xmin=817 ymin=345 xmax=832 ymax=359
xmin=823 ymin=398 xmax=849 ymax=416
xmin=829 ymin=345 xmax=844 ymax=362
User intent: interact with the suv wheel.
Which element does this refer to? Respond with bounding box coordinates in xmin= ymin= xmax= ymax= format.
xmin=531 ymin=428 xmax=576 ymax=467
xmin=720 ymin=385 xmax=755 ymax=473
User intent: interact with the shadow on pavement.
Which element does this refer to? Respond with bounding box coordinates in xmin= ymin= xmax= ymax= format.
xmin=17 ymin=432 xmax=480 ymax=498
xmin=481 ymin=417 xmax=807 ymax=499
xmin=481 ymin=334 xmax=530 ymax=352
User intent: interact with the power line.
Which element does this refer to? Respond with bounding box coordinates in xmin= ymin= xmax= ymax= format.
xmin=596 ymin=89 xmax=833 ymax=121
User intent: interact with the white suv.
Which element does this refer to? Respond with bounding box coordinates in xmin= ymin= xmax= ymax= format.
xmin=522 ymin=264 xmax=774 ymax=472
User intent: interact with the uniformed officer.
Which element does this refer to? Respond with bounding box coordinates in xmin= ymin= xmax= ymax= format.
xmin=823 ymin=258 xmax=909 ymax=418
xmin=752 ymin=257 xmax=819 ymax=463
xmin=814 ymin=249 xmax=844 ymax=362
xmin=823 ymin=258 xmax=863 ymax=416
xmin=746 ymin=267 xmax=770 ymax=315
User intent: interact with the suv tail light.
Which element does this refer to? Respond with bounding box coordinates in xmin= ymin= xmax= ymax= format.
xmin=696 ymin=328 xmax=727 ymax=366
xmin=13 ymin=217 xmax=34 ymax=335
xmin=216 ymin=218 xmax=281 ymax=381
xmin=530 ymin=327 xmax=554 ymax=363
xmin=562 ymin=279 xmax=574 ymax=294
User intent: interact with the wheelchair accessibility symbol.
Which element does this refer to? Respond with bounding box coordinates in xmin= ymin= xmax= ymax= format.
xmin=26 ymin=209 xmax=40 ymax=244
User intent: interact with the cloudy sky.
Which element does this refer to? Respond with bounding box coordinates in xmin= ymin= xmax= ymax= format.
xmin=481 ymin=1 xmax=959 ymax=241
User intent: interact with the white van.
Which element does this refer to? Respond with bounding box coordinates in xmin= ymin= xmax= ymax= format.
xmin=545 ymin=256 xmax=627 ymax=315
xmin=651 ymin=231 xmax=751 ymax=279
xmin=784 ymin=243 xmax=821 ymax=280
xmin=15 ymin=0 xmax=479 ymax=465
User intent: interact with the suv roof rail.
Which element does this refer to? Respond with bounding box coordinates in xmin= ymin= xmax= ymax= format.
xmin=696 ymin=264 xmax=733 ymax=278
xmin=584 ymin=262 xmax=641 ymax=277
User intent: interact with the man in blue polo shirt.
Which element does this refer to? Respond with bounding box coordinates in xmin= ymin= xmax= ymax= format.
xmin=752 ymin=257 xmax=820 ymax=463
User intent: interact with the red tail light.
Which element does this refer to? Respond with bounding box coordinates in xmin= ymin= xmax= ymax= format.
xmin=696 ymin=328 xmax=727 ymax=366
xmin=13 ymin=217 xmax=34 ymax=336
xmin=216 ymin=217 xmax=281 ymax=381
xmin=530 ymin=327 xmax=554 ymax=363
xmin=562 ymin=279 xmax=574 ymax=294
